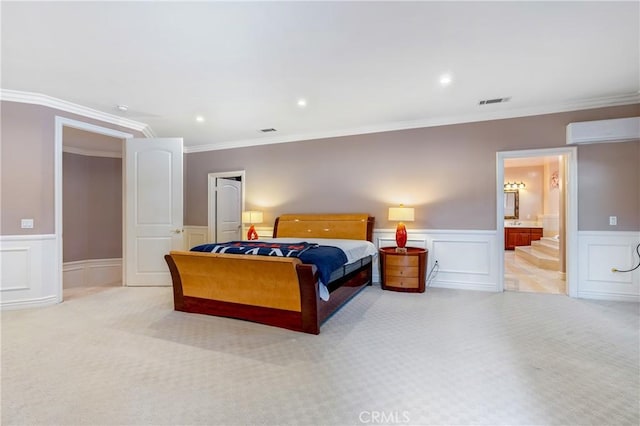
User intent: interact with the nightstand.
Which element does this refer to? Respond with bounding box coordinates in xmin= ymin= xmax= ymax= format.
xmin=379 ymin=247 xmax=427 ymax=293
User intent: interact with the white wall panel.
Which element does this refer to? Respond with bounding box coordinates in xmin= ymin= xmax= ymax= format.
xmin=428 ymin=231 xmax=498 ymax=292
xmin=432 ymin=240 xmax=490 ymax=275
xmin=373 ymin=229 xmax=498 ymax=292
xmin=63 ymin=259 xmax=122 ymax=288
xmin=1 ymin=235 xmax=58 ymax=309
xmin=578 ymin=231 xmax=640 ymax=301
xmin=184 ymin=226 xmax=209 ymax=250
xmin=1 ymin=247 xmax=30 ymax=291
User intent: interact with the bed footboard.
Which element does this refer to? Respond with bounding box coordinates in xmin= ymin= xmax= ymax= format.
xmin=165 ymin=251 xmax=322 ymax=334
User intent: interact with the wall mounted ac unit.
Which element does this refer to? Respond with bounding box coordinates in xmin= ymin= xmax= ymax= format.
xmin=566 ymin=116 xmax=640 ymax=145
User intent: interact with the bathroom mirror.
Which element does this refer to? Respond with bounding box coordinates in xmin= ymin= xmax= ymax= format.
xmin=504 ymin=190 xmax=519 ymax=219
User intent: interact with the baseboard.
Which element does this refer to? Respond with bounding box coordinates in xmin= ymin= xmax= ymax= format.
xmin=1 ymin=295 xmax=59 ymax=310
xmin=577 ymin=290 xmax=639 ymax=303
xmin=429 ymin=280 xmax=497 ymax=292
xmin=63 ymin=258 xmax=122 ymax=288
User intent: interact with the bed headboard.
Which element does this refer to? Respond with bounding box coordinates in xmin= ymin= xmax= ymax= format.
xmin=273 ymin=214 xmax=374 ymax=241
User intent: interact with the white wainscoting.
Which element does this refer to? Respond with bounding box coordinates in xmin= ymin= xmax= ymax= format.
xmin=254 ymin=226 xmax=275 ymax=239
xmin=63 ymin=259 xmax=122 ymax=288
xmin=183 ymin=226 xmax=209 ymax=250
xmin=577 ymin=231 xmax=640 ymax=302
xmin=184 ymin=226 xmax=274 ymax=250
xmin=182 ymin=226 xmax=640 ymax=301
xmin=0 ymin=234 xmax=58 ymax=310
xmin=373 ymin=229 xmax=499 ymax=292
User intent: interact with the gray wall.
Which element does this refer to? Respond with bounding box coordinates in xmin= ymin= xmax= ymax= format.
xmin=2 ymin=101 xmax=638 ymax=236
xmin=63 ymin=153 xmax=122 ymax=262
xmin=578 ymin=141 xmax=640 ymax=230
xmin=1 ymin=102 xmax=55 ymax=234
xmin=185 ymin=104 xmax=640 ymax=231
xmin=0 ymin=101 xmax=144 ymax=235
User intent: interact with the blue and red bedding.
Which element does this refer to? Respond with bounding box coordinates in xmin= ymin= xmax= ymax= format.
xmin=190 ymin=241 xmax=348 ymax=287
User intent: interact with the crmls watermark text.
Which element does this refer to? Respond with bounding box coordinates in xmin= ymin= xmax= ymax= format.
xmin=359 ymin=410 xmax=411 ymax=424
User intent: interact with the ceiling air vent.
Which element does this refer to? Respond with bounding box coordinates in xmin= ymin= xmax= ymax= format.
xmin=259 ymin=128 xmax=277 ymax=133
xmin=479 ymin=97 xmax=511 ymax=105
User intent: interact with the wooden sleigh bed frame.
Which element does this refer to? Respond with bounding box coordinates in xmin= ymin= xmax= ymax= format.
xmin=164 ymin=213 xmax=375 ymax=334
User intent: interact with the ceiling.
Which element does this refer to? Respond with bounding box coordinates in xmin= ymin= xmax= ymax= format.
xmin=2 ymin=2 xmax=639 ymax=152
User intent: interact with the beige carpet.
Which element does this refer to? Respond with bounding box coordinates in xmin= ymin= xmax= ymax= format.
xmin=2 ymin=285 xmax=638 ymax=425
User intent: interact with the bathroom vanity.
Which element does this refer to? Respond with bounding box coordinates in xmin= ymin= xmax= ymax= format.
xmin=504 ymin=226 xmax=543 ymax=250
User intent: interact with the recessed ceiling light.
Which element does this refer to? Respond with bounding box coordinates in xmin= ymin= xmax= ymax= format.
xmin=297 ymin=98 xmax=307 ymax=108
xmin=116 ymin=104 xmax=128 ymax=112
xmin=195 ymin=115 xmax=205 ymax=123
xmin=439 ymin=74 xmax=452 ymax=86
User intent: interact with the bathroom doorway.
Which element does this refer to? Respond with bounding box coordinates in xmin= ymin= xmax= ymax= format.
xmin=497 ymin=147 xmax=578 ymax=297
xmin=503 ymin=155 xmax=565 ymax=294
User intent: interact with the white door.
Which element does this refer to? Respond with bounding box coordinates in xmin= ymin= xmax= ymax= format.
xmin=216 ymin=177 xmax=242 ymax=242
xmin=125 ymin=138 xmax=183 ymax=286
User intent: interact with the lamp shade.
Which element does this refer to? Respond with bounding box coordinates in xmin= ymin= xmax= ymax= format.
xmin=242 ymin=211 xmax=263 ymax=224
xmin=388 ymin=205 xmax=415 ymax=249
xmin=388 ymin=206 xmax=415 ymax=222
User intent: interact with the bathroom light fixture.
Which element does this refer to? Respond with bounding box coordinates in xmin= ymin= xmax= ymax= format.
xmin=388 ymin=204 xmax=415 ymax=253
xmin=504 ymin=181 xmax=526 ymax=190
xmin=242 ymin=211 xmax=263 ymax=240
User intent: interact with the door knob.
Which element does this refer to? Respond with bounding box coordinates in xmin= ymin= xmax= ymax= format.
xmin=171 ymin=229 xmax=184 ymax=234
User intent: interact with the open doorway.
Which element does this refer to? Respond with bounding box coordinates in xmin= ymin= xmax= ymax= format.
xmin=497 ymin=147 xmax=578 ymax=297
xmin=62 ymin=127 xmax=125 ymax=300
xmin=503 ymin=155 xmax=566 ymax=294
xmin=55 ymin=117 xmax=133 ymax=302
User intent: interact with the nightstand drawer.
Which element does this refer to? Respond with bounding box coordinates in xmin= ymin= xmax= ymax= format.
xmin=385 ymin=275 xmax=419 ymax=289
xmin=386 ymin=266 xmax=419 ymax=278
xmin=386 ymin=255 xmax=418 ymax=267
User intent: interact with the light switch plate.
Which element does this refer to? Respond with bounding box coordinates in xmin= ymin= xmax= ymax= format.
xmin=609 ymin=216 xmax=617 ymax=226
xmin=21 ymin=218 xmax=34 ymax=229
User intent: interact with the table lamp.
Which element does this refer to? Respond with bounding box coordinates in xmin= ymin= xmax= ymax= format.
xmin=242 ymin=210 xmax=263 ymax=240
xmin=388 ymin=205 xmax=415 ymax=253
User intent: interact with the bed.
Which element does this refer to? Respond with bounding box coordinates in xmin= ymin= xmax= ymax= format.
xmin=164 ymin=213 xmax=375 ymax=334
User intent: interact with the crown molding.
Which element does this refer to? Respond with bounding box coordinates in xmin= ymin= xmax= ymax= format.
xmin=0 ymin=89 xmax=155 ymax=138
xmin=2 ymin=88 xmax=636 ymax=153
xmin=184 ymin=92 xmax=640 ymax=153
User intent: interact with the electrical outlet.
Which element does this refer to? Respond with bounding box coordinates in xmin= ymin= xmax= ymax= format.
xmin=609 ymin=216 xmax=617 ymax=226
